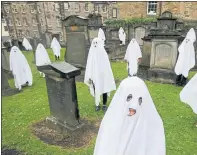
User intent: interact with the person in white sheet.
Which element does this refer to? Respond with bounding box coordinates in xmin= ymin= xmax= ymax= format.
xmin=119 ymin=27 xmax=126 ymax=45
xmin=98 ymin=28 xmax=106 ymax=46
xmin=10 ymin=46 xmax=33 ymax=90
xmin=124 ymin=38 xmax=142 ymax=77
xmin=94 ymin=76 xmax=166 ymax=155
xmin=22 ymin=38 xmax=33 ymax=51
xmin=175 ymin=28 xmax=196 ymax=86
xmin=84 ymin=37 xmax=116 ymax=112
xmin=180 ymin=73 xmax=197 ymax=117
xmin=51 ymin=37 xmax=61 ymax=60
xmin=35 ymin=43 xmax=51 ymax=77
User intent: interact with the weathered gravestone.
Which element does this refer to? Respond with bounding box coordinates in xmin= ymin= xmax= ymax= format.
xmin=87 ymin=13 xmax=103 ymax=43
xmin=63 ymin=15 xmax=90 ymax=69
xmin=29 ymin=37 xmax=39 ymax=64
xmin=1 ymin=45 xmax=19 ymax=96
xmin=37 ymin=61 xmax=84 ymax=131
xmin=146 ymin=11 xmax=183 ymax=84
xmin=2 ymin=44 xmax=13 ymax=79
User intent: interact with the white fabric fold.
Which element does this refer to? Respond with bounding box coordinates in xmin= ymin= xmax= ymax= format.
xmin=124 ymin=38 xmax=142 ymax=76
xmin=84 ymin=37 xmax=116 ymax=106
xmin=10 ymin=46 xmax=33 ymax=90
xmin=94 ymin=76 xmax=166 ymax=155
xmin=119 ymin=27 xmax=126 ymax=45
xmin=180 ymin=73 xmax=197 ymax=114
xmin=36 ymin=43 xmax=51 ymax=66
xmin=51 ymin=37 xmax=61 ymax=57
xmin=22 ymin=38 xmax=33 ymax=51
xmin=174 ymin=28 xmax=196 ymax=77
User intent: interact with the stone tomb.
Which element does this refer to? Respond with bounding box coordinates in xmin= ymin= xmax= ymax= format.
xmin=63 ymin=15 xmax=90 ymax=69
xmin=146 ymin=11 xmax=183 ymax=83
xmin=37 ymin=61 xmax=83 ymax=131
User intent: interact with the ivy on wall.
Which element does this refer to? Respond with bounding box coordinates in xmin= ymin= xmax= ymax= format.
xmin=104 ymin=18 xmax=157 ymax=27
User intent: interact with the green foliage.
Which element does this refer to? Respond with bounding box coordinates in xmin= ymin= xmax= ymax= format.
xmin=104 ymin=18 xmax=157 ymax=27
xmin=2 ymin=49 xmax=197 ymax=155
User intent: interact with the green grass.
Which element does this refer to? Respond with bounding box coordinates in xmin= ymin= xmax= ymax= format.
xmin=2 ymin=49 xmax=197 ymax=155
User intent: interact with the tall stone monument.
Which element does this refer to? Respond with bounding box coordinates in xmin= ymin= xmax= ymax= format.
xmin=37 ymin=62 xmax=83 ymax=131
xmin=63 ymin=15 xmax=90 ymax=69
xmin=146 ymin=11 xmax=183 ymax=83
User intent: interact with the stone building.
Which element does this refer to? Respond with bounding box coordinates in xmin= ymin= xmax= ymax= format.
xmin=1 ymin=1 xmax=197 ymax=45
xmin=115 ymin=1 xmax=197 ymax=20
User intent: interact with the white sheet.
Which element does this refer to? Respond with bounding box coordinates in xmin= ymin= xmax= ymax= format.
xmin=94 ymin=76 xmax=166 ymax=155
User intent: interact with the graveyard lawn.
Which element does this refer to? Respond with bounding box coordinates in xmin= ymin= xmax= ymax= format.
xmin=2 ymin=49 xmax=197 ymax=155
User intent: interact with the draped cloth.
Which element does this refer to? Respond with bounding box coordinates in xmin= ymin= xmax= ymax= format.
xmin=36 ymin=43 xmax=51 ymax=66
xmin=98 ymin=28 xmax=106 ymax=46
xmin=51 ymin=37 xmax=61 ymax=57
xmin=22 ymin=38 xmax=33 ymax=51
xmin=94 ymin=76 xmax=166 ymax=155
xmin=119 ymin=27 xmax=126 ymax=45
xmin=124 ymin=38 xmax=142 ymax=76
xmin=84 ymin=37 xmax=116 ymax=106
xmin=180 ymin=73 xmax=197 ymax=114
xmin=10 ymin=46 xmax=33 ymax=90
xmin=174 ymin=28 xmax=196 ymax=77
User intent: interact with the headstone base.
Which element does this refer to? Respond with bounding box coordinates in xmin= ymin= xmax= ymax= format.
xmin=148 ymin=68 xmax=176 ymax=84
xmin=46 ymin=116 xmax=85 ymax=132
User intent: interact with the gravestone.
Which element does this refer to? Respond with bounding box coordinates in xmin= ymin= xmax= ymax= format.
xmin=1 ymin=45 xmax=19 ymax=96
xmin=135 ymin=26 xmax=146 ymax=46
xmin=1 ymin=44 xmax=13 ymax=78
xmin=29 ymin=37 xmax=39 ymax=64
xmin=45 ymin=32 xmax=52 ymax=48
xmin=141 ymin=36 xmax=151 ymax=67
xmin=87 ymin=13 xmax=103 ymax=43
xmin=63 ymin=15 xmax=90 ymax=69
xmin=37 ymin=61 xmax=83 ymax=131
xmin=146 ymin=11 xmax=183 ymax=83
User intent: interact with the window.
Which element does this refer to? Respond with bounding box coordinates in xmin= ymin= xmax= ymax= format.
xmin=75 ymin=3 xmax=80 ymax=12
xmin=64 ymin=2 xmax=69 ymax=10
xmin=16 ymin=18 xmax=21 ymax=26
xmin=85 ymin=3 xmax=89 ymax=12
xmin=4 ymin=26 xmax=8 ymax=31
xmin=18 ymin=30 xmax=23 ymax=37
xmin=4 ymin=6 xmax=9 ymax=13
xmin=40 ymin=19 xmax=44 ymax=26
xmin=57 ymin=18 xmax=62 ymax=27
xmin=23 ymin=18 xmax=28 ymax=26
xmin=30 ymin=5 xmax=35 ymax=13
xmin=37 ymin=5 xmax=41 ymax=13
xmin=94 ymin=4 xmax=99 ymax=12
xmin=33 ymin=31 xmax=38 ymax=38
xmin=12 ymin=5 xmax=18 ymax=13
xmin=147 ymin=1 xmax=157 ymax=15
xmin=21 ymin=5 xmax=26 ymax=13
xmin=102 ymin=5 xmax=107 ymax=13
xmin=55 ymin=3 xmax=59 ymax=11
xmin=112 ymin=8 xmax=117 ymax=18
xmin=32 ymin=18 xmax=36 ymax=26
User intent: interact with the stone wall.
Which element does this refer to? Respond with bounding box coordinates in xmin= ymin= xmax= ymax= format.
xmin=161 ymin=2 xmax=197 ymax=20
xmin=116 ymin=2 xmax=197 ymax=20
